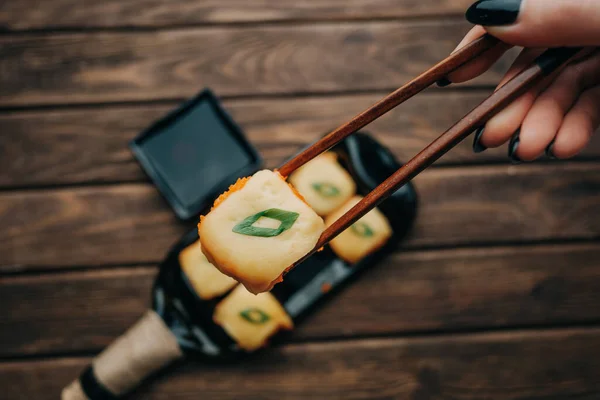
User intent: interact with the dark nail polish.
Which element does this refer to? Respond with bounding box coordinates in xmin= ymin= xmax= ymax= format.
xmin=472 ymin=126 xmax=487 ymax=153
xmin=436 ymin=78 xmax=452 ymax=87
xmin=466 ymin=0 xmax=522 ymax=26
xmin=508 ymin=131 xmax=522 ymax=164
xmin=545 ymin=140 xmax=557 ymax=160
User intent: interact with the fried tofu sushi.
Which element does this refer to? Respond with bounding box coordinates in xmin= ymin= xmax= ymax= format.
xmin=199 ymin=170 xmax=325 ymax=294
xmin=214 ymin=285 xmax=293 ymax=351
xmin=179 ymin=240 xmax=237 ymax=300
xmin=325 ymin=196 xmax=392 ymax=263
xmin=288 ymin=152 xmax=356 ymax=216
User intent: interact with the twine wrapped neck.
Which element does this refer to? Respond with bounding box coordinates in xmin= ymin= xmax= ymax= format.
xmin=62 ymin=310 xmax=183 ymax=399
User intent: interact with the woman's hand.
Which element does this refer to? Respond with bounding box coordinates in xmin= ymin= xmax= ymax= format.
xmin=442 ymin=0 xmax=600 ymax=162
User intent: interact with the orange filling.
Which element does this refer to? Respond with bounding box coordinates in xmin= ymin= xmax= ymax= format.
xmin=198 ymin=176 xmax=250 ymax=231
xmin=274 ymin=170 xmax=310 ymax=207
xmin=206 ymin=171 xmax=308 ymax=213
xmin=207 ymin=171 xmax=306 ymax=213
xmin=211 ymin=176 xmax=250 ymax=210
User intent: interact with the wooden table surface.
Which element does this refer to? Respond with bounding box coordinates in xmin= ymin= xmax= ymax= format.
xmin=2 ymin=1 xmax=600 ymax=399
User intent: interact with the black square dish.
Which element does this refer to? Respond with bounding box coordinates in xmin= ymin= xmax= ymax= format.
xmin=130 ymin=89 xmax=262 ymax=219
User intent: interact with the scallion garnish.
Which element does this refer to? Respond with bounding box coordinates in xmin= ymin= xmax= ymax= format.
xmin=232 ymin=208 xmax=299 ymax=237
xmin=239 ymin=308 xmax=271 ymax=324
xmin=351 ymin=222 xmax=374 ymax=237
xmin=312 ymin=182 xmax=341 ymax=197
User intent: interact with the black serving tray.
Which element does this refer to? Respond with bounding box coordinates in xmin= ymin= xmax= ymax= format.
xmin=151 ymin=132 xmax=417 ymax=360
xmin=130 ymin=88 xmax=262 ymax=219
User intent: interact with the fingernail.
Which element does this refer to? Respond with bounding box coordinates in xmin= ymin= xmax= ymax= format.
xmin=436 ymin=78 xmax=452 ymax=87
xmin=472 ymin=126 xmax=487 ymax=153
xmin=508 ymin=130 xmax=522 ymax=164
xmin=545 ymin=140 xmax=557 ymax=160
xmin=466 ymin=0 xmax=522 ymax=26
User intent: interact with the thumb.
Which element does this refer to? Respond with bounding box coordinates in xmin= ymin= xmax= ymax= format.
xmin=466 ymin=0 xmax=600 ymax=47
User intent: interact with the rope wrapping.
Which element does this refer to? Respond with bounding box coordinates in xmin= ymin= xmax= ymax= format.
xmin=62 ymin=310 xmax=183 ymax=400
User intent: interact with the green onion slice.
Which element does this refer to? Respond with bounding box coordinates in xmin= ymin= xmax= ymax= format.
xmin=232 ymin=208 xmax=299 ymax=237
xmin=239 ymin=308 xmax=271 ymax=324
xmin=311 ymin=182 xmax=341 ymax=197
xmin=351 ymin=222 xmax=374 ymax=237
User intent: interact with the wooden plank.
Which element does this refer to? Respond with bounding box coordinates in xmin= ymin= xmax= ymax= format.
xmin=300 ymin=244 xmax=600 ymax=338
xmin=0 ymin=267 xmax=155 ymax=356
xmin=3 ymin=92 xmax=600 ymax=187
xmin=2 ymin=244 xmax=600 ymax=356
xmin=0 ymin=20 xmax=517 ymax=106
xmin=1 ymin=163 xmax=598 ymax=269
xmin=0 ymin=0 xmax=473 ymax=30
xmin=0 ymin=184 xmax=186 ymax=270
xmin=3 ymin=328 xmax=600 ymax=399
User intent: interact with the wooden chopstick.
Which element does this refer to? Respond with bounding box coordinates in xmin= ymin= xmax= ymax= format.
xmin=278 ymin=33 xmax=503 ymax=177
xmin=288 ymin=46 xmax=582 ymax=272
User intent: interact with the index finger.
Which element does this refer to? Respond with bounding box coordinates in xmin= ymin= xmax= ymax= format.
xmin=440 ymin=26 xmax=512 ymax=85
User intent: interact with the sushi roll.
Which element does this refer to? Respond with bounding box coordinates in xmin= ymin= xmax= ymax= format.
xmin=199 ymin=170 xmax=325 ymax=294
xmin=213 ymin=285 xmax=293 ymax=351
xmin=178 ymin=240 xmax=237 ymax=300
xmin=325 ymin=196 xmax=393 ymax=263
xmin=288 ymin=152 xmax=356 ymax=216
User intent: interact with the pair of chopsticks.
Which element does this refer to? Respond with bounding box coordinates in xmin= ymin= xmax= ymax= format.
xmin=279 ymin=34 xmax=582 ymax=270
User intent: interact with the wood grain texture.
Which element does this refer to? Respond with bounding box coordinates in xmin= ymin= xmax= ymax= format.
xmin=3 ymin=328 xmax=600 ymax=399
xmin=0 ymin=267 xmax=154 ymax=356
xmin=0 ymin=184 xmax=187 ymax=270
xmin=277 ymin=33 xmax=501 ymax=176
xmin=0 ymin=0 xmax=473 ymax=30
xmin=0 ymin=21 xmax=518 ymax=106
xmin=2 ymin=244 xmax=600 ymax=356
xmin=3 ymin=92 xmax=600 ymax=188
xmin=1 ymin=163 xmax=598 ymax=270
